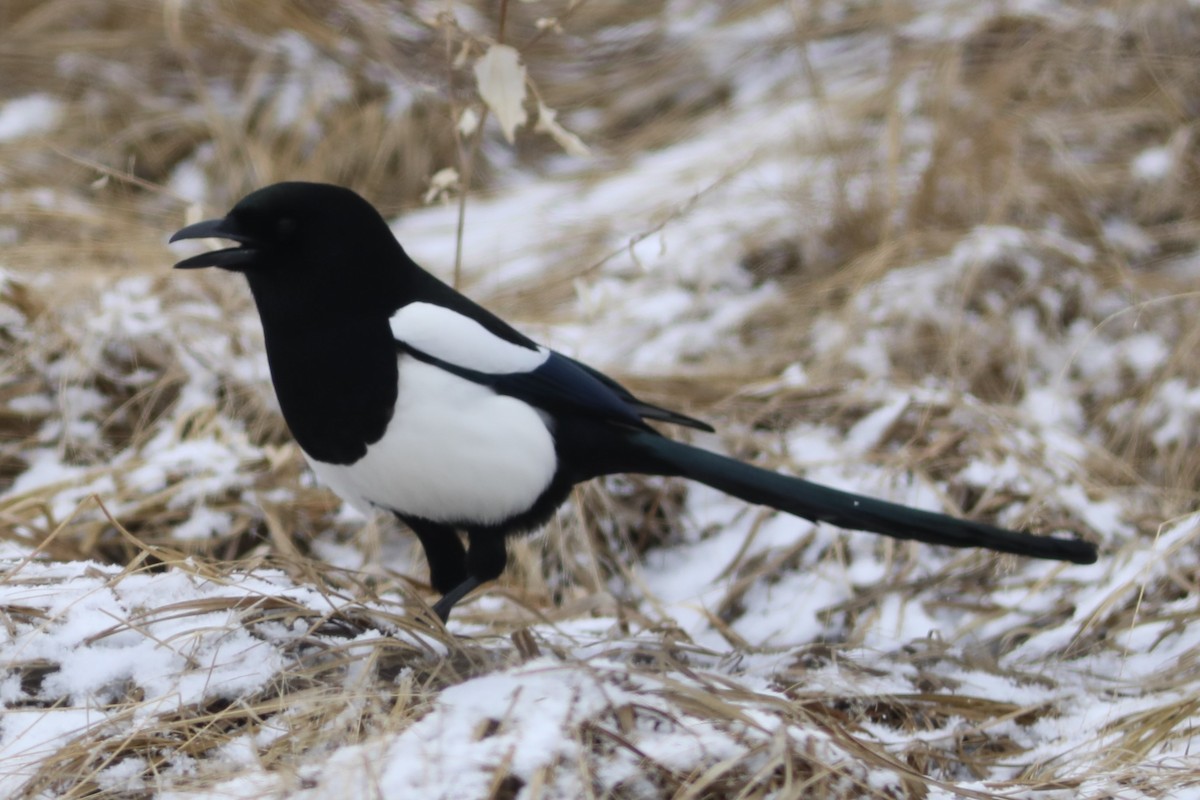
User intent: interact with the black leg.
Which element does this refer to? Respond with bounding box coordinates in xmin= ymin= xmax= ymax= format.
xmin=397 ymin=515 xmax=467 ymax=595
xmin=466 ymin=529 xmax=508 ymax=583
xmin=431 ymin=575 xmax=483 ymax=622
xmin=429 ymin=531 xmax=509 ymax=622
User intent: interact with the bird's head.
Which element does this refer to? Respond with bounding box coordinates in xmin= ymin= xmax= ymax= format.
xmin=170 ymin=182 xmax=401 ymax=278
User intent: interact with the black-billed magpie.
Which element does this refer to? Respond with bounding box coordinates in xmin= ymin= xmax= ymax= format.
xmin=170 ymin=182 xmax=1098 ymax=621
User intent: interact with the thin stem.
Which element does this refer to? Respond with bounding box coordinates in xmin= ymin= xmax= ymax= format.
xmin=451 ymin=0 xmax=511 ymax=289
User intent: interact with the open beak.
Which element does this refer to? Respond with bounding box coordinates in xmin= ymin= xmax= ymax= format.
xmin=169 ymin=217 xmax=262 ymax=270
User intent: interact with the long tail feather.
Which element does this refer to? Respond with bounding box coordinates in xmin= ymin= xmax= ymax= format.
xmin=624 ymin=431 xmax=1097 ymax=564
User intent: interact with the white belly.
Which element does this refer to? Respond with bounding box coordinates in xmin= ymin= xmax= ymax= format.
xmin=306 ymin=356 xmax=557 ymax=525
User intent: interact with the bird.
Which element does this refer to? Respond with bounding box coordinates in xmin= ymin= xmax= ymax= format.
xmin=170 ymin=181 xmax=1098 ymax=622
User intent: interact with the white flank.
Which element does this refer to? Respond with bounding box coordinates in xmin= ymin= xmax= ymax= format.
xmin=307 ymin=355 xmax=556 ymax=524
xmin=389 ymin=301 xmax=549 ymax=373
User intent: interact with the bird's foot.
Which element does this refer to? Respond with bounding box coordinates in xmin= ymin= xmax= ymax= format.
xmin=430 ymin=575 xmax=484 ymax=623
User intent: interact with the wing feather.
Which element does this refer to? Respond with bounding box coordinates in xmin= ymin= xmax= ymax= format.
xmin=390 ymin=302 xmax=711 ymax=431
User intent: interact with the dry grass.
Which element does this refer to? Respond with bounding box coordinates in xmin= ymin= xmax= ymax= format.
xmin=3 ymin=0 xmax=1200 ymax=797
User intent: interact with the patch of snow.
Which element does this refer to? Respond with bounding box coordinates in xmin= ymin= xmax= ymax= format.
xmin=173 ymin=506 xmax=234 ymax=540
xmin=1132 ymin=145 xmax=1174 ymax=182
xmin=0 ymin=94 xmax=63 ymax=141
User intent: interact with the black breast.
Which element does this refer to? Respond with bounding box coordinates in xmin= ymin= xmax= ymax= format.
xmin=262 ymin=318 xmax=398 ymax=465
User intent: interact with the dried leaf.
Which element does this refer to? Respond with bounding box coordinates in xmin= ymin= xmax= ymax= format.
xmin=458 ymin=107 xmax=480 ymax=138
xmin=473 ymin=44 xmax=527 ymax=143
xmin=535 ymin=101 xmax=590 ymax=157
xmin=423 ymin=167 xmax=460 ymax=204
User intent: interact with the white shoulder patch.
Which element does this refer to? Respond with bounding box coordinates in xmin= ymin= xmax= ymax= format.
xmin=389 ymin=301 xmax=549 ymax=374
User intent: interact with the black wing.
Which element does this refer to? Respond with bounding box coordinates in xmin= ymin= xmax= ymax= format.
xmin=399 ymin=343 xmax=710 ymax=432
xmin=559 ymin=355 xmax=714 ymax=432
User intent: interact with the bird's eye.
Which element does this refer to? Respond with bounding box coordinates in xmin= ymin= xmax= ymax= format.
xmin=277 ymin=217 xmax=297 ymax=240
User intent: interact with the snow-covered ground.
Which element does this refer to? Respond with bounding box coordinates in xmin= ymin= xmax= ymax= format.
xmin=2 ymin=1 xmax=1199 ymax=797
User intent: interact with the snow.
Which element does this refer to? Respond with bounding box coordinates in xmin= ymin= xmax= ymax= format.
xmin=1132 ymin=145 xmax=1175 ymax=182
xmin=0 ymin=709 xmax=99 ymax=793
xmin=844 ymin=394 xmax=910 ymax=455
xmin=168 ymin=155 xmax=210 ymax=204
xmin=0 ymin=561 xmax=429 ymax=796
xmin=0 ymin=94 xmax=62 ymax=142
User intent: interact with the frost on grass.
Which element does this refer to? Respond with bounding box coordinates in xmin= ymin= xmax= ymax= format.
xmin=1 ymin=274 xmax=280 ymax=552
xmin=0 ymin=558 xmax=439 ymax=798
